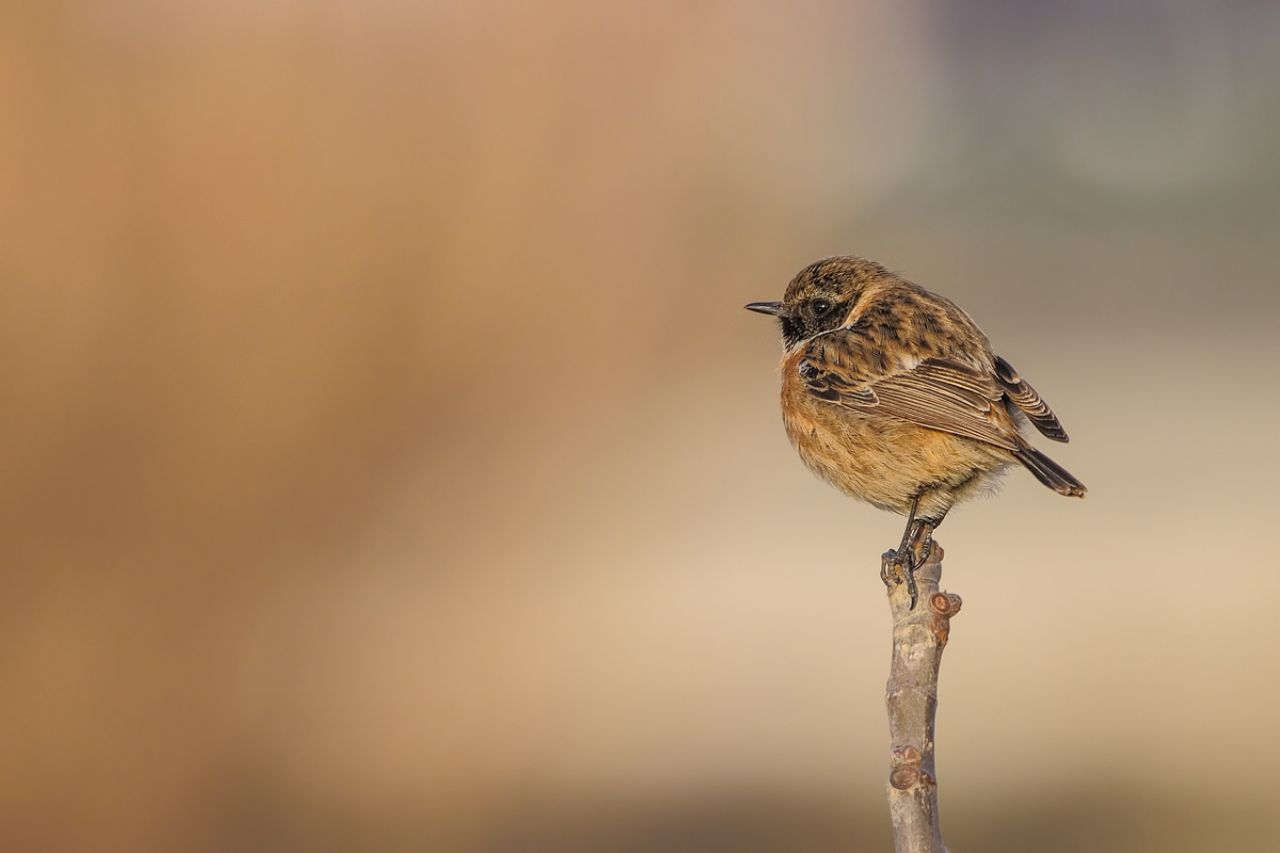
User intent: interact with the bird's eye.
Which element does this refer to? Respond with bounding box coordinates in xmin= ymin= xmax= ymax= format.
xmin=811 ymin=299 xmax=832 ymax=317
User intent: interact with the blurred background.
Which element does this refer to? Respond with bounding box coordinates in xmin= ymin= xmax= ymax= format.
xmin=3 ymin=2 xmax=1279 ymax=850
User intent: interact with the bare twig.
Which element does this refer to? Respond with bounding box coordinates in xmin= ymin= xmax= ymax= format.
xmin=883 ymin=543 xmax=962 ymax=853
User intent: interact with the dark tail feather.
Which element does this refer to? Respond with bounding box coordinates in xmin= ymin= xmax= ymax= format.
xmin=1014 ymin=444 xmax=1087 ymax=497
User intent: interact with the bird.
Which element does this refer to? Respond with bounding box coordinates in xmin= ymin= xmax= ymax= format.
xmin=746 ymin=256 xmax=1085 ymax=607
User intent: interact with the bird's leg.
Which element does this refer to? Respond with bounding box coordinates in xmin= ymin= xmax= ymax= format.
xmin=895 ymin=499 xmax=920 ymax=564
xmin=883 ymin=497 xmax=923 ymax=608
xmin=908 ymin=521 xmax=935 ymax=570
xmin=907 ymin=509 xmax=948 ymax=571
xmin=885 ymin=502 xmax=948 ymax=610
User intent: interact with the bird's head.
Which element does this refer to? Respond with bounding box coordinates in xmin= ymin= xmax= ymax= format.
xmin=745 ymin=256 xmax=889 ymax=349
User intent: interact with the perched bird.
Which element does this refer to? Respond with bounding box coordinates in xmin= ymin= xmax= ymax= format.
xmin=746 ymin=256 xmax=1085 ymax=606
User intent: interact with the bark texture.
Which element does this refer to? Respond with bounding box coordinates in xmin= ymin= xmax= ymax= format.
xmin=883 ymin=542 xmax=962 ymax=853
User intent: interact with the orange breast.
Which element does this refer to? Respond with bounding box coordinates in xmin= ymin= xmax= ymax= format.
xmin=778 ymin=350 xmax=1008 ymax=516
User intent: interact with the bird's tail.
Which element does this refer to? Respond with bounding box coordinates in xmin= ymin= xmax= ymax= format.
xmin=1013 ymin=443 xmax=1086 ymax=497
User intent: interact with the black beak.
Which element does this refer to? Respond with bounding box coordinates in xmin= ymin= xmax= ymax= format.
xmin=744 ymin=301 xmax=784 ymax=317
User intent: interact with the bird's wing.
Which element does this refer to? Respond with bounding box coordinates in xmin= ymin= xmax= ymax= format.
xmin=801 ymin=328 xmax=1020 ymax=450
xmin=993 ymin=355 xmax=1070 ymax=442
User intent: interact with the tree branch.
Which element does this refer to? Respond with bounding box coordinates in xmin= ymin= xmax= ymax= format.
xmin=883 ymin=542 xmax=962 ymax=853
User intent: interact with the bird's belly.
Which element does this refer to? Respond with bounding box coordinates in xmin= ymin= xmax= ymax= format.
xmin=782 ymin=393 xmax=1004 ymax=515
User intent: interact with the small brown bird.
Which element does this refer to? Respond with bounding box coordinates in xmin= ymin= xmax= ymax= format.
xmin=747 ymin=256 xmax=1085 ymax=606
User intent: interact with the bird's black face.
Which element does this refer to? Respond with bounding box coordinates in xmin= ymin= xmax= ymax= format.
xmin=745 ymin=290 xmax=849 ymax=348
xmin=745 ymin=256 xmax=886 ymax=349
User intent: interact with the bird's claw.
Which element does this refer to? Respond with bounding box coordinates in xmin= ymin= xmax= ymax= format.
xmin=913 ymin=533 xmax=934 ymax=569
xmin=881 ymin=548 xmax=920 ymax=610
xmin=880 ymin=550 xmax=899 ymax=588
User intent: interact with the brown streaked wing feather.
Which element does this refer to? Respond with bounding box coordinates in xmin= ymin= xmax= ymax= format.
xmin=866 ymin=362 xmax=1019 ymax=449
xmin=802 ymin=332 xmax=1019 ymax=450
xmin=994 ymin=355 xmax=1069 ymax=442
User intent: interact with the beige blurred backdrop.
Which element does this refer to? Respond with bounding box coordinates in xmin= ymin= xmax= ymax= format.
xmin=3 ymin=2 xmax=1279 ymax=851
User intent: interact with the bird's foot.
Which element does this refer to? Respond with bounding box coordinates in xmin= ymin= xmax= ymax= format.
xmin=882 ymin=529 xmax=934 ymax=610
xmin=880 ymin=549 xmax=920 ymax=610
xmin=880 ymin=550 xmax=899 ymax=588
xmin=911 ymin=531 xmax=934 ymax=570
